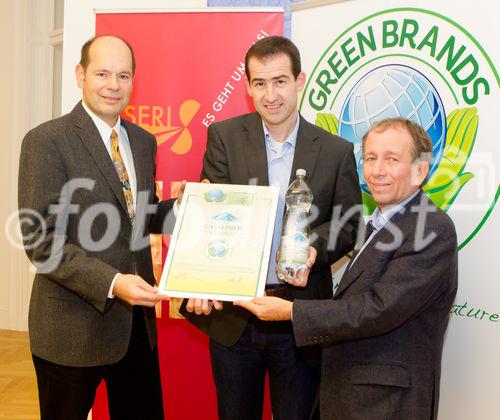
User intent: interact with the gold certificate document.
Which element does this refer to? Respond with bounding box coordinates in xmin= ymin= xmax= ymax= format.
xmin=160 ymin=183 xmax=279 ymax=301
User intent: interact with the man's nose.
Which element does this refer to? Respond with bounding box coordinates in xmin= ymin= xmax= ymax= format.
xmin=107 ymin=75 xmax=120 ymax=90
xmin=265 ymin=84 xmax=277 ymax=101
xmin=372 ymin=159 xmax=386 ymax=176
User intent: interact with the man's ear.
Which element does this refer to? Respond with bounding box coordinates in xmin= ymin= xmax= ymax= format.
xmin=75 ymin=64 xmax=85 ymax=89
xmin=245 ymin=77 xmax=252 ymax=98
xmin=414 ymin=160 xmax=430 ymax=186
xmin=296 ymin=71 xmax=306 ymax=92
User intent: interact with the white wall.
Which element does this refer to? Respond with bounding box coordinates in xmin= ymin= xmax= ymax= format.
xmin=0 ymin=0 xmax=18 ymax=329
xmin=0 ymin=0 xmax=38 ymax=330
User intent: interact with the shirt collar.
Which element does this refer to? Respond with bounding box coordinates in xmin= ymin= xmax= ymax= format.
xmin=263 ymin=113 xmax=300 ymax=149
xmin=82 ymin=100 xmax=121 ymax=143
xmin=370 ymin=189 xmax=420 ymax=231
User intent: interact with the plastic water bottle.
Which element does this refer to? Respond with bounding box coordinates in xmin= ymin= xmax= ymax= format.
xmin=277 ymin=169 xmax=313 ymax=283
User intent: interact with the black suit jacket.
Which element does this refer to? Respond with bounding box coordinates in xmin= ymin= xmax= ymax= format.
xmin=293 ymin=192 xmax=458 ymax=419
xmin=180 ymin=112 xmax=361 ymax=347
xmin=18 ymin=102 xmax=175 ymax=367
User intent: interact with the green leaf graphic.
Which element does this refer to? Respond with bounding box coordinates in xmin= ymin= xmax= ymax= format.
xmin=316 ymin=113 xmax=339 ymax=135
xmin=423 ymin=107 xmax=478 ymax=209
xmin=362 ymin=191 xmax=377 ymax=215
xmin=426 ymin=172 xmax=474 ymax=212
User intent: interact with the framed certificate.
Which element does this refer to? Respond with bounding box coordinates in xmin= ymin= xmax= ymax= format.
xmin=159 ymin=182 xmax=279 ymax=301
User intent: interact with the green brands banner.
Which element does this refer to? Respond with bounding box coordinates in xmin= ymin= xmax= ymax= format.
xmin=292 ymin=0 xmax=499 ymax=418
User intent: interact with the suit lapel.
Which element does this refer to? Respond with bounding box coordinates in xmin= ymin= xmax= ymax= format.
xmin=335 ymin=258 xmax=365 ymax=297
xmin=242 ymin=114 xmax=269 ymax=186
xmin=334 ymin=191 xmax=425 ymax=297
xmin=72 ymin=102 xmax=129 ymax=216
xmin=335 ymin=223 xmax=389 ymax=297
xmin=289 ymin=116 xmax=322 ymax=185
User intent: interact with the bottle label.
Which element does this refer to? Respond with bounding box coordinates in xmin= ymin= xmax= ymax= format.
xmin=279 ymin=232 xmax=309 ymax=265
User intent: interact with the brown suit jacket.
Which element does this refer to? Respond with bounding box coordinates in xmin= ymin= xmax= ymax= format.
xmin=293 ymin=192 xmax=458 ymax=419
xmin=18 ymin=102 xmax=174 ymax=367
xmin=180 ymin=112 xmax=362 ymax=349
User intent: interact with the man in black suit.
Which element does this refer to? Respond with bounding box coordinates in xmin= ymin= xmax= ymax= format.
xmin=181 ymin=36 xmax=361 ymax=420
xmin=18 ymin=35 xmax=175 ymax=420
xmin=237 ymin=118 xmax=458 ymax=420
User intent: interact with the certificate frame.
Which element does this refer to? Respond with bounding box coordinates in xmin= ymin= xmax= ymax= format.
xmin=159 ymin=182 xmax=279 ymax=301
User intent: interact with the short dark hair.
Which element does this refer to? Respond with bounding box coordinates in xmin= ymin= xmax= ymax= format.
xmin=362 ymin=118 xmax=433 ymax=165
xmin=79 ymin=35 xmax=136 ymax=75
xmin=245 ymin=35 xmax=301 ymax=81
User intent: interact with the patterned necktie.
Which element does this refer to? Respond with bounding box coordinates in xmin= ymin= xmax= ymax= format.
xmin=110 ymin=129 xmax=135 ymax=220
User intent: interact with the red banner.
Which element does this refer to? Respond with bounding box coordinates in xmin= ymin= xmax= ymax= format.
xmin=94 ymin=10 xmax=283 ymax=419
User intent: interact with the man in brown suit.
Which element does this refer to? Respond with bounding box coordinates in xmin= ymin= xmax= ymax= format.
xmin=18 ymin=35 xmax=175 ymax=420
xmin=237 ymin=118 xmax=458 ymax=420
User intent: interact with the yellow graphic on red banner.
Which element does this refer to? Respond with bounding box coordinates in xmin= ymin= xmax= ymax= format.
xmin=124 ymin=99 xmax=200 ymax=155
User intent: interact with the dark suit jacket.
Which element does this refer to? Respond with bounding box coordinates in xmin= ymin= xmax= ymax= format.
xmin=18 ymin=102 xmax=175 ymax=367
xmin=293 ymin=192 xmax=458 ymax=420
xmin=180 ymin=112 xmax=361 ymax=348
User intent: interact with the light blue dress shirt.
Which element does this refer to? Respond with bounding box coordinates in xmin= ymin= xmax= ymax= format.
xmin=264 ymin=115 xmax=300 ymax=285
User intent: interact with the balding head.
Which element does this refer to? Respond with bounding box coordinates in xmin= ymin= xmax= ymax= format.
xmin=80 ymin=35 xmax=136 ymax=76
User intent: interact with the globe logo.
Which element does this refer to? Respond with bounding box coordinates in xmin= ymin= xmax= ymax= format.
xmin=338 ymin=64 xmax=446 ymax=193
xmin=205 ymin=189 xmax=225 ymax=203
xmin=206 ymin=239 xmax=230 ymax=259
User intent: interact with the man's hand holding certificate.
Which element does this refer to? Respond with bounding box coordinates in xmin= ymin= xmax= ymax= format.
xmin=159 ymin=182 xmax=279 ymax=301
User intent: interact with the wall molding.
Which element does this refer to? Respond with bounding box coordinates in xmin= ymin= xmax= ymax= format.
xmin=2 ymin=0 xmax=55 ymax=331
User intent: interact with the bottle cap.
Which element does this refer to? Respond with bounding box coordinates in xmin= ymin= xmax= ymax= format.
xmin=296 ymin=168 xmax=306 ymax=177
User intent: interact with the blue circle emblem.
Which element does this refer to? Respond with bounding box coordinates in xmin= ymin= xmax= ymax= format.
xmin=206 ymin=240 xmax=230 ymax=259
xmin=206 ymin=189 xmax=225 ymax=203
xmin=338 ymin=64 xmax=446 ymax=193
